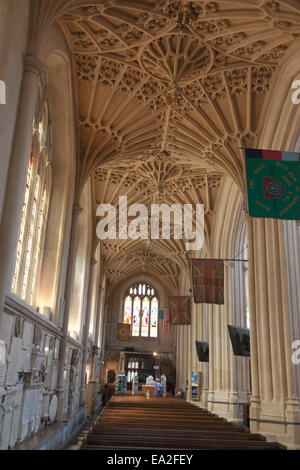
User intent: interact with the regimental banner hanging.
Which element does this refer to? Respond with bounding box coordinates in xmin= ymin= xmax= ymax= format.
xmin=245 ymin=148 xmax=300 ymax=220
xmin=168 ymin=296 xmax=191 ymax=325
xmin=191 ymin=259 xmax=224 ymax=305
xmin=117 ymin=323 xmax=131 ymax=341
xmin=158 ymin=308 xmax=170 ymax=333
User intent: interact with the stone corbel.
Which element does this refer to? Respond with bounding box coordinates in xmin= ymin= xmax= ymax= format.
xmin=24 ymin=55 xmax=47 ymax=89
xmin=15 ymin=316 xmax=23 ymax=338
xmin=243 ymin=213 xmax=252 ymax=225
xmin=24 ymin=55 xmax=48 ymax=123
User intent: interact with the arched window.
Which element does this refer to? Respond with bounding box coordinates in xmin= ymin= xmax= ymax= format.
xmin=11 ymin=105 xmax=52 ymax=307
xmin=123 ymin=283 xmax=159 ymax=338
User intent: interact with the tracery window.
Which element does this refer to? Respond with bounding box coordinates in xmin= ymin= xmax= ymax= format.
xmin=123 ymin=283 xmax=158 ymax=338
xmin=11 ymin=106 xmax=51 ymax=307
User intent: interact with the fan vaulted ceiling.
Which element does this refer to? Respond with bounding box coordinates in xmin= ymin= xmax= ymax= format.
xmin=51 ymin=0 xmax=300 ymax=290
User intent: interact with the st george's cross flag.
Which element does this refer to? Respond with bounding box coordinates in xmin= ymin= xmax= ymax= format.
xmin=168 ymin=296 xmax=191 ymax=325
xmin=191 ymin=259 xmax=224 ymax=305
xmin=245 ymin=148 xmax=300 ymax=220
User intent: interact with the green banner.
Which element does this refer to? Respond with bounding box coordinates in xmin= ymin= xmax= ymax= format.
xmin=246 ymin=157 xmax=300 ymax=220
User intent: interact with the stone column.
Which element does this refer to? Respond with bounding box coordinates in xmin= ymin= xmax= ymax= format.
xmin=203 ymin=304 xmax=210 ymax=406
xmin=90 ymin=284 xmax=103 ymax=383
xmin=93 ymin=286 xmax=105 ymax=395
xmin=207 ymin=304 xmax=215 ymax=412
xmin=80 ymin=257 xmax=98 ymax=406
xmin=226 ymin=261 xmax=242 ymax=423
xmin=244 ymin=214 xmax=261 ymax=430
xmin=281 ymin=220 xmax=300 ymax=445
xmin=95 ymin=286 xmax=105 ymax=350
xmin=245 ymin=214 xmax=300 ymax=447
xmin=99 ymin=301 xmax=109 ymax=384
xmin=0 ymin=55 xmax=46 ymax=318
xmin=56 ymin=203 xmax=83 ymax=422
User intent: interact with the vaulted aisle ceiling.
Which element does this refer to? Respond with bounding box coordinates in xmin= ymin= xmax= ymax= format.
xmin=54 ymin=0 xmax=300 ymax=290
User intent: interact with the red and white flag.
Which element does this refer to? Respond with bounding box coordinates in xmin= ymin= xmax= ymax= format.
xmin=159 ymin=308 xmax=170 ymax=333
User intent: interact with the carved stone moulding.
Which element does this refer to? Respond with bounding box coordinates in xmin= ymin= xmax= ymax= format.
xmin=140 ymin=33 xmax=214 ymax=85
xmin=136 ymin=160 xmax=183 ymax=187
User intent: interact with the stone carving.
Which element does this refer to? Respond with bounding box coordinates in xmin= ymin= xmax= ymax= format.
xmin=76 ymin=55 xmax=97 ymax=80
xmin=8 ymin=384 xmax=23 ymax=449
xmin=210 ymin=32 xmax=247 ymax=50
xmin=14 ymin=316 xmax=23 ymax=338
xmin=252 ymin=66 xmax=275 ymax=94
xmin=48 ymin=335 xmax=56 ymax=351
xmin=6 ymin=337 xmax=23 ymax=387
xmin=33 ymin=325 xmax=43 ymax=346
xmin=260 ymin=45 xmax=288 ymax=61
xmin=140 ymin=34 xmax=214 ymax=84
xmin=226 ymin=69 xmax=248 ymax=96
xmin=0 ymin=313 xmax=14 ymax=345
xmin=68 ymin=349 xmax=81 ymax=413
xmin=31 ymin=346 xmax=46 ymax=385
xmin=49 ymin=395 xmax=58 ymax=423
xmin=201 ymin=74 xmax=226 ymax=100
xmin=57 ymin=0 xmax=300 ymax=291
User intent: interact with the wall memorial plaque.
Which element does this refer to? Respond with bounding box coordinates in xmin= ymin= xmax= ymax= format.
xmin=0 ymin=313 xmax=13 ymax=345
xmin=54 ymin=339 xmax=60 ymax=359
xmin=49 ymin=395 xmax=57 ymax=423
xmin=9 ymin=406 xmax=21 ymax=449
xmin=42 ymin=393 xmax=50 ymax=419
xmin=50 ymin=361 xmax=58 ymax=390
xmin=23 ymin=322 xmax=34 ymax=348
xmin=23 ymin=346 xmax=33 ymax=373
xmin=19 ymin=388 xmax=35 ymax=441
xmin=35 ymin=388 xmax=44 ymax=432
xmin=0 ymin=340 xmax=6 ymax=364
xmin=9 ymin=384 xmax=23 ymax=449
xmin=0 ymin=341 xmax=6 ymax=387
xmin=0 ymin=364 xmax=7 ymax=387
xmin=6 ymin=337 xmax=23 ymax=387
xmin=33 ymin=326 xmax=43 ymax=346
xmin=0 ymin=410 xmax=12 ymax=450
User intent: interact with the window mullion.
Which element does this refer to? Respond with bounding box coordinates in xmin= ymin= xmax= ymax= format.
xmin=29 ymin=156 xmax=50 ymax=307
xmin=18 ymin=153 xmax=38 ymax=299
xmin=27 ymin=171 xmax=42 ymax=303
xmin=139 ymin=297 xmax=142 ymax=336
xmin=12 ymin=160 xmax=32 ymax=294
xmin=147 ymin=298 xmax=150 ymax=337
xmin=24 ymin=162 xmax=41 ymax=302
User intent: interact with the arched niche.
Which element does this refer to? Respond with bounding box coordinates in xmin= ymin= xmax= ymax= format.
xmin=35 ymin=51 xmax=76 ymax=324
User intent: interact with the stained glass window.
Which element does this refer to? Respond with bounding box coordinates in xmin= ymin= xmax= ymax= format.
xmin=141 ymin=297 xmax=150 ymax=337
xmin=11 ymin=158 xmax=34 ymax=293
xmin=124 ymin=296 xmax=132 ymax=325
xmin=11 ymin=107 xmax=51 ymax=309
xmin=150 ymin=297 xmax=158 ymax=337
xmin=123 ymin=283 xmax=159 ymax=338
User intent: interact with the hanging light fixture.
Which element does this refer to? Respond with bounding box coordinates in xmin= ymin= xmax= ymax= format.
xmin=177 ymin=2 xmax=197 ymax=27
